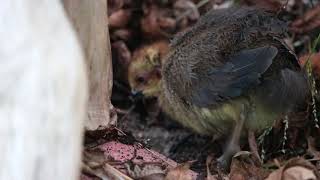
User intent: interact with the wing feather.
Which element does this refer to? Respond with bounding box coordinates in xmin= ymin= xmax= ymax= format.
xmin=191 ymin=46 xmax=278 ymax=107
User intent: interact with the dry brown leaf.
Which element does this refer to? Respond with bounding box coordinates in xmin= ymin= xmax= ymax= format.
xmin=126 ymin=164 xmax=166 ymax=180
xmin=174 ymin=0 xmax=199 ymax=21
xmin=82 ymin=148 xmax=133 ymax=180
xmin=112 ymin=41 xmax=132 ymax=68
xmin=140 ymin=5 xmax=162 ymax=38
xmin=108 ymin=0 xmax=125 ymax=15
xmin=82 ymin=148 xmax=110 ymax=180
xmin=111 ymin=29 xmax=133 ymax=42
xmin=265 ymin=158 xmax=319 ymax=180
xmin=109 ymin=9 xmax=132 ymax=29
xmin=284 ymin=166 xmax=316 ymax=180
xmin=140 ymin=174 xmax=166 ymax=180
xmin=108 ymin=0 xmax=133 ymax=15
xmin=83 ymin=148 xmax=107 ymax=168
xmin=158 ymin=18 xmax=176 ymax=31
xmin=174 ymin=0 xmax=200 ymax=29
xmin=165 ymin=162 xmax=193 ymax=180
xmin=230 ymin=151 xmax=268 ymax=180
xmin=291 ymin=5 xmax=320 ymax=34
xmin=82 ymin=163 xmax=110 ymax=180
xmin=299 ymin=52 xmax=320 ymax=75
xmin=206 ymin=156 xmax=217 ymax=180
xmin=141 ymin=4 xmax=176 ymax=39
xmin=104 ymin=163 xmax=133 ymax=180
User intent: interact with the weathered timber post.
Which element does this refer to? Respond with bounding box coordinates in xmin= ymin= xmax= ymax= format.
xmin=63 ymin=0 xmax=115 ymax=130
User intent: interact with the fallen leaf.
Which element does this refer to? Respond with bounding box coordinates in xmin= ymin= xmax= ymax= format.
xmin=284 ymin=166 xmax=316 ymax=180
xmin=174 ymin=0 xmax=200 ymax=29
xmin=112 ymin=41 xmax=132 ymax=82
xmin=109 ymin=9 xmax=132 ymax=29
xmin=111 ymin=29 xmax=133 ymax=42
xmin=141 ymin=4 xmax=176 ymax=39
xmin=290 ymin=5 xmax=320 ymax=34
xmin=83 ymin=148 xmax=107 ymax=168
xmin=158 ymin=17 xmax=176 ymax=31
xmin=265 ymin=158 xmax=319 ymax=180
xmin=299 ymin=52 xmax=320 ymax=75
xmin=104 ymin=163 xmax=134 ymax=180
xmin=82 ymin=148 xmax=133 ymax=180
xmin=165 ymin=162 xmax=193 ymax=180
xmin=206 ymin=156 xmax=217 ymax=180
xmin=108 ymin=0 xmax=125 ymax=15
xmin=125 ymin=163 xmax=166 ymax=180
xmin=230 ymin=151 xmax=268 ymax=180
xmin=82 ymin=162 xmax=110 ymax=180
xmin=108 ymin=0 xmax=133 ymax=15
xmin=112 ymin=41 xmax=132 ymax=68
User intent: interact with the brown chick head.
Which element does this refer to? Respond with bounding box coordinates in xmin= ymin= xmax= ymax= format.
xmin=128 ymin=41 xmax=169 ymax=97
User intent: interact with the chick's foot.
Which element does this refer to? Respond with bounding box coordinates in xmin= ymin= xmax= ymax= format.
xmin=217 ymin=144 xmax=241 ymax=170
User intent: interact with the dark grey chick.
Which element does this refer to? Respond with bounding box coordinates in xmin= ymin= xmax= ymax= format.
xmin=161 ymin=6 xmax=309 ymax=168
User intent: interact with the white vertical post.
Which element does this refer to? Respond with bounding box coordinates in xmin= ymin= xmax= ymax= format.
xmin=0 ymin=1 xmax=87 ymax=180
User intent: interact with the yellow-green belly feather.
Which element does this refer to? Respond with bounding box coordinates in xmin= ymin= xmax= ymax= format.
xmin=160 ymin=93 xmax=280 ymax=137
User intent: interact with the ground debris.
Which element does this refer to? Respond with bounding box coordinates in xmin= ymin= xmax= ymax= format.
xmin=125 ymin=163 xmax=166 ymax=180
xmin=229 ymin=151 xmax=268 ymax=180
xmin=165 ymin=161 xmax=194 ymax=180
xmin=265 ymin=158 xmax=319 ymax=180
xmin=291 ymin=4 xmax=320 ymax=34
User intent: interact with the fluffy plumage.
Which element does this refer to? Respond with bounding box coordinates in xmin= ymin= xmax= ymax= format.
xmin=129 ymin=6 xmax=310 ymax=168
xmin=162 ymin=7 xmax=309 ymax=136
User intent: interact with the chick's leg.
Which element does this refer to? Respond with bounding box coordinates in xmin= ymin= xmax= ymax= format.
xmin=248 ymin=130 xmax=262 ymax=163
xmin=217 ymin=107 xmax=246 ymax=169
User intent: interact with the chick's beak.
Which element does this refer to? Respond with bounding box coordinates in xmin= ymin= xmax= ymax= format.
xmin=130 ymin=89 xmax=143 ymax=101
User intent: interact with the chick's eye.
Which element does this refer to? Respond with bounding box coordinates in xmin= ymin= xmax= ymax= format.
xmin=135 ymin=76 xmax=145 ymax=84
